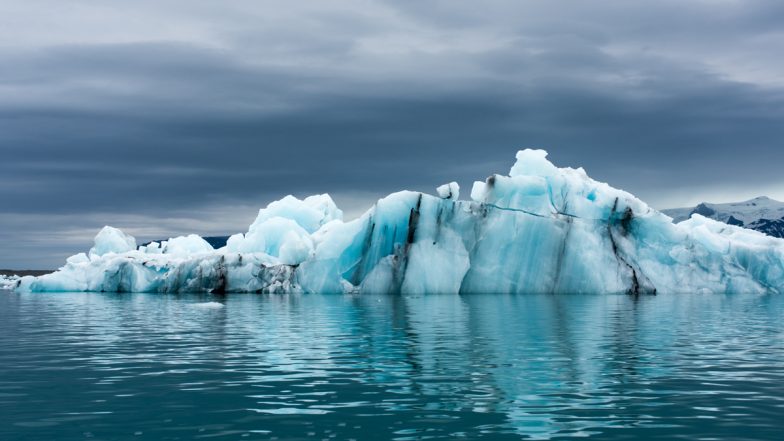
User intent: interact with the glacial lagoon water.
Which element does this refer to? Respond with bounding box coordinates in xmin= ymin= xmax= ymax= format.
xmin=1 ymin=291 xmax=783 ymax=441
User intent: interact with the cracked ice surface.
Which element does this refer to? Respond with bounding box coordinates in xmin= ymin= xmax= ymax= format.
xmin=15 ymin=150 xmax=784 ymax=294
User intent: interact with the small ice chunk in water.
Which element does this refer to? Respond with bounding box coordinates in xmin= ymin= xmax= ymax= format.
xmin=192 ymin=302 xmax=225 ymax=309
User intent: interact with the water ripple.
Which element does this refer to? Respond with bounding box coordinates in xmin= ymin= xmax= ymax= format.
xmin=1 ymin=291 xmax=783 ymax=440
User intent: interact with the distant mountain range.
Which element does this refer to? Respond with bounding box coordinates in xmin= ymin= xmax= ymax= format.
xmin=197 ymin=236 xmax=230 ymax=249
xmin=663 ymin=196 xmax=784 ymax=238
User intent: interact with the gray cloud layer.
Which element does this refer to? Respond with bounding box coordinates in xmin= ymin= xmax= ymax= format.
xmin=2 ymin=1 xmax=784 ymax=267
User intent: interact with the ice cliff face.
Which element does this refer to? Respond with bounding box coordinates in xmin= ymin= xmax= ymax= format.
xmin=16 ymin=150 xmax=784 ymax=294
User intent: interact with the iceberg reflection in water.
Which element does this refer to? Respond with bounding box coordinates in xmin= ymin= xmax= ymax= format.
xmin=1 ymin=291 xmax=783 ymax=440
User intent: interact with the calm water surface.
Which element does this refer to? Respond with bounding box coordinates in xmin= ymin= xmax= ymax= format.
xmin=1 ymin=291 xmax=783 ymax=441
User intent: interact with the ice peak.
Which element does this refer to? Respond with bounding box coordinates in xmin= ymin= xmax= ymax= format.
xmin=436 ymin=182 xmax=460 ymax=200
xmin=89 ymin=226 xmax=136 ymax=257
xmin=509 ymin=149 xmax=558 ymax=177
xmin=249 ymin=193 xmax=342 ymax=234
xmin=746 ymin=195 xmax=782 ymax=204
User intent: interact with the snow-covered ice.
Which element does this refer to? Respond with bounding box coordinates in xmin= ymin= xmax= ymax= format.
xmin=15 ymin=149 xmax=784 ymax=294
xmin=90 ymin=226 xmax=136 ymax=256
xmin=1 ymin=275 xmax=20 ymax=290
xmin=436 ymin=182 xmax=460 ymax=200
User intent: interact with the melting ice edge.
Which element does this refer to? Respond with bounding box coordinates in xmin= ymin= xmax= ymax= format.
xmin=11 ymin=150 xmax=784 ymax=294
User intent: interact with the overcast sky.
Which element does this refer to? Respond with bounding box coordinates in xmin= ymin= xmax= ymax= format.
xmin=2 ymin=0 xmax=784 ymax=268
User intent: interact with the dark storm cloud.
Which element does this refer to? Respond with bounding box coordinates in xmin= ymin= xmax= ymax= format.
xmin=2 ymin=0 xmax=784 ymax=267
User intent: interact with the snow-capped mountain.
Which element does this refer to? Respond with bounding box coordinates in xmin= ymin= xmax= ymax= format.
xmin=663 ymin=197 xmax=784 ymax=238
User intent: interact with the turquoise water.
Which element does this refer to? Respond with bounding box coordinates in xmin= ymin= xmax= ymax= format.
xmin=1 ymin=291 xmax=783 ymax=441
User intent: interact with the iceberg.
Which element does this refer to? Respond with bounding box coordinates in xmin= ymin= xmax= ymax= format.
xmin=15 ymin=149 xmax=784 ymax=294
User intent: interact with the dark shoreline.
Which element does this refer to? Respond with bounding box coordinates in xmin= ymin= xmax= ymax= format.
xmin=0 ymin=269 xmax=53 ymax=277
